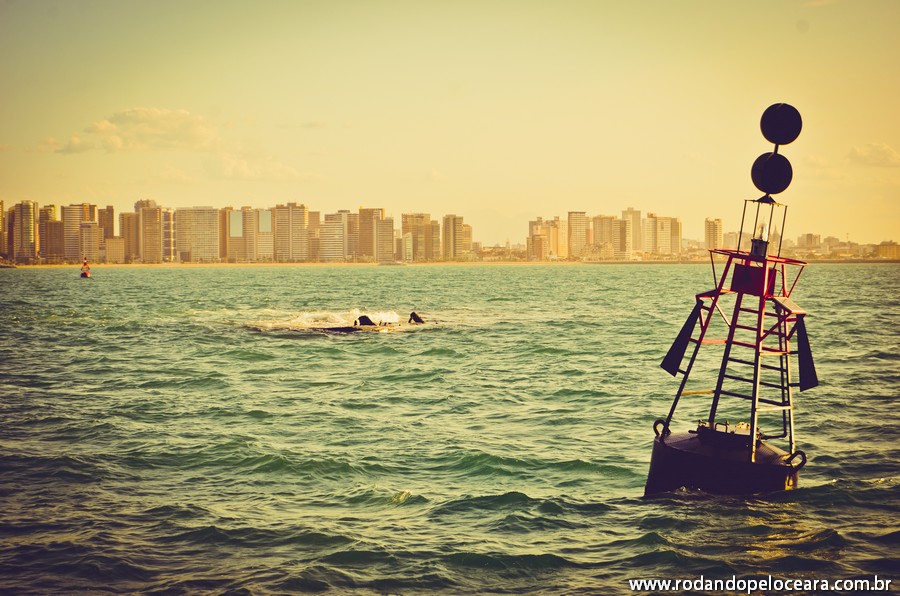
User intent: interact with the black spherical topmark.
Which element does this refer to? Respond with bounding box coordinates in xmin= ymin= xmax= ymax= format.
xmin=751 ymin=152 xmax=793 ymax=195
xmin=760 ymin=103 xmax=802 ymax=145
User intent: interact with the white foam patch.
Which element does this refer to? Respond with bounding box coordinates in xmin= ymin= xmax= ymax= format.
xmin=254 ymin=309 xmax=402 ymax=331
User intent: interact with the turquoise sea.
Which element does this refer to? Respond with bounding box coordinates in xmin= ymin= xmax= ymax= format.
xmin=1 ymin=263 xmax=898 ymax=594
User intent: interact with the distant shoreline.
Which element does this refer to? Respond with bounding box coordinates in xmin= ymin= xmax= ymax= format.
xmin=6 ymin=259 xmax=899 ymax=270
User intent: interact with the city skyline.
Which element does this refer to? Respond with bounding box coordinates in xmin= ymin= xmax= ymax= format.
xmin=1 ymin=1 xmax=898 ymax=246
xmin=6 ymin=196 xmax=893 ymax=267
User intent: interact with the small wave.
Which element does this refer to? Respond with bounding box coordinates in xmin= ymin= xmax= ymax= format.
xmin=321 ymin=549 xmax=399 ymax=565
xmin=161 ymin=524 xmax=353 ymax=550
xmin=442 ymin=551 xmax=577 ymax=571
xmin=621 ymin=548 xmax=736 ymax=575
xmin=436 ymin=451 xmax=539 ymax=477
xmin=136 ymin=374 xmax=229 ymax=391
xmin=429 ymin=491 xmax=546 ymax=518
xmin=141 ymin=503 xmax=212 ymax=522
xmin=1 ymin=544 xmax=154 ymax=587
xmin=414 ymin=346 xmax=465 ymax=358
xmin=490 ymin=512 xmax=584 ymax=533
xmin=2 ymin=453 xmax=103 ymax=484
xmin=608 ymin=531 xmax=673 ymax=549
xmin=871 ymin=529 xmax=900 ymax=544
xmin=342 ymin=486 xmax=429 ymax=508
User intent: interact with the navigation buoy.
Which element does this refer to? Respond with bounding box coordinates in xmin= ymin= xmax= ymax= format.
xmin=645 ymin=104 xmax=818 ymax=495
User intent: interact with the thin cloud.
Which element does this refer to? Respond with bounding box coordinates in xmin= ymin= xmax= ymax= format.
xmin=848 ymin=143 xmax=900 ymax=167
xmin=801 ymin=154 xmax=844 ymax=181
xmin=802 ymin=155 xmax=831 ymax=168
xmin=0 ymin=143 xmax=11 ymax=153
xmin=209 ymin=152 xmax=320 ymax=181
xmin=33 ymin=135 xmax=96 ymax=154
xmin=33 ymin=137 xmax=62 ymax=153
xmin=37 ymin=107 xmax=317 ymax=182
xmin=86 ymin=107 xmax=217 ymax=152
xmin=57 ymin=135 xmax=95 ymax=154
xmin=157 ymin=164 xmax=197 ymax=184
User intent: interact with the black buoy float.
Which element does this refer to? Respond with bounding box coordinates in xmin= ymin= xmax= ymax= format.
xmin=644 ymin=104 xmax=818 ymax=496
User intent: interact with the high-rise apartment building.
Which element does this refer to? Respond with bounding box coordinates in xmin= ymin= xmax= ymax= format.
xmin=568 ymin=211 xmax=589 ymax=259
xmin=45 ymin=220 xmax=65 ymax=262
xmin=320 ymin=211 xmax=350 ymax=262
xmin=359 ymin=207 xmax=385 ymax=261
xmin=346 ymin=211 xmax=360 ymax=261
xmin=308 ymin=211 xmax=321 ymax=262
xmin=426 ymin=220 xmax=440 ymax=260
xmin=462 ymin=223 xmax=472 ymax=256
xmin=376 ymin=217 xmax=395 ymax=263
xmin=401 ymin=213 xmax=426 ymax=261
xmin=11 ymin=200 xmax=39 ymax=264
xmin=175 ymin=207 xmax=220 ymax=262
xmin=592 ymin=215 xmax=632 ymax=260
xmin=553 ymin=217 xmax=568 ymax=258
xmin=219 ymin=207 xmax=232 ymax=260
xmin=38 ymin=205 xmax=61 ymax=261
xmin=401 ymin=213 xmax=440 ymax=261
xmin=241 ymin=207 xmax=259 ymax=262
xmin=79 ymin=221 xmax=101 ymax=262
xmin=643 ymin=213 xmax=682 ymax=257
xmin=443 ymin=214 xmax=467 ymax=260
xmin=61 ymin=205 xmax=81 ymax=261
xmin=105 ymin=237 xmax=126 ymax=263
xmin=622 ymin=207 xmax=642 ymax=255
xmin=97 ymin=205 xmax=115 ymax=239
xmin=139 ymin=203 xmax=163 ymax=264
xmin=592 ymin=215 xmax=615 ymax=249
xmin=796 ymin=233 xmax=821 ymax=249
xmin=527 ymin=233 xmax=550 ymax=261
xmin=225 ymin=209 xmax=244 ymax=262
xmin=611 ymin=218 xmax=633 ymax=260
xmin=162 ymin=208 xmax=176 ymax=262
xmin=224 ymin=207 xmax=268 ymax=262
xmin=723 ymin=231 xmax=739 ymax=250
xmin=119 ymin=212 xmax=140 ymax=262
xmin=61 ymin=204 xmax=97 ymax=261
xmin=704 ymin=218 xmax=723 ymax=250
xmin=527 ymin=216 xmax=568 ymax=259
xmin=400 ymin=231 xmax=413 ymax=262
xmin=257 ymin=208 xmax=274 ymax=261
xmin=273 ymin=202 xmax=309 ymax=262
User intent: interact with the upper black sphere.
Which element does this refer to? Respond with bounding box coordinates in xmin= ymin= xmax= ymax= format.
xmin=760 ymin=103 xmax=802 ymax=145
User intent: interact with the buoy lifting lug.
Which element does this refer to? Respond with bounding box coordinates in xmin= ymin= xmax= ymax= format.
xmin=653 ymin=419 xmax=670 ymax=438
xmin=786 ymin=450 xmax=807 ymax=470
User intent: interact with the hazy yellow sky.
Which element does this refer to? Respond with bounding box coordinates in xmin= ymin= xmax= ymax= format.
xmin=1 ymin=0 xmax=898 ymax=245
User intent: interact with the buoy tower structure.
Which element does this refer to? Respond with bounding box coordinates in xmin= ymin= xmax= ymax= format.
xmin=644 ymin=104 xmax=819 ymax=495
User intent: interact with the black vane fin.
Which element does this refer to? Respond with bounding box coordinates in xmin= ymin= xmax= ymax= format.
xmin=661 ymin=301 xmax=701 ymax=377
xmin=796 ymin=315 xmax=819 ymax=391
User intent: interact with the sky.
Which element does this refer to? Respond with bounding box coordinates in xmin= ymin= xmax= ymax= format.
xmin=1 ymin=0 xmax=898 ymax=246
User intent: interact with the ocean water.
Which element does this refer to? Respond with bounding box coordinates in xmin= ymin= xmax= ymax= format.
xmin=1 ymin=263 xmax=897 ymax=594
